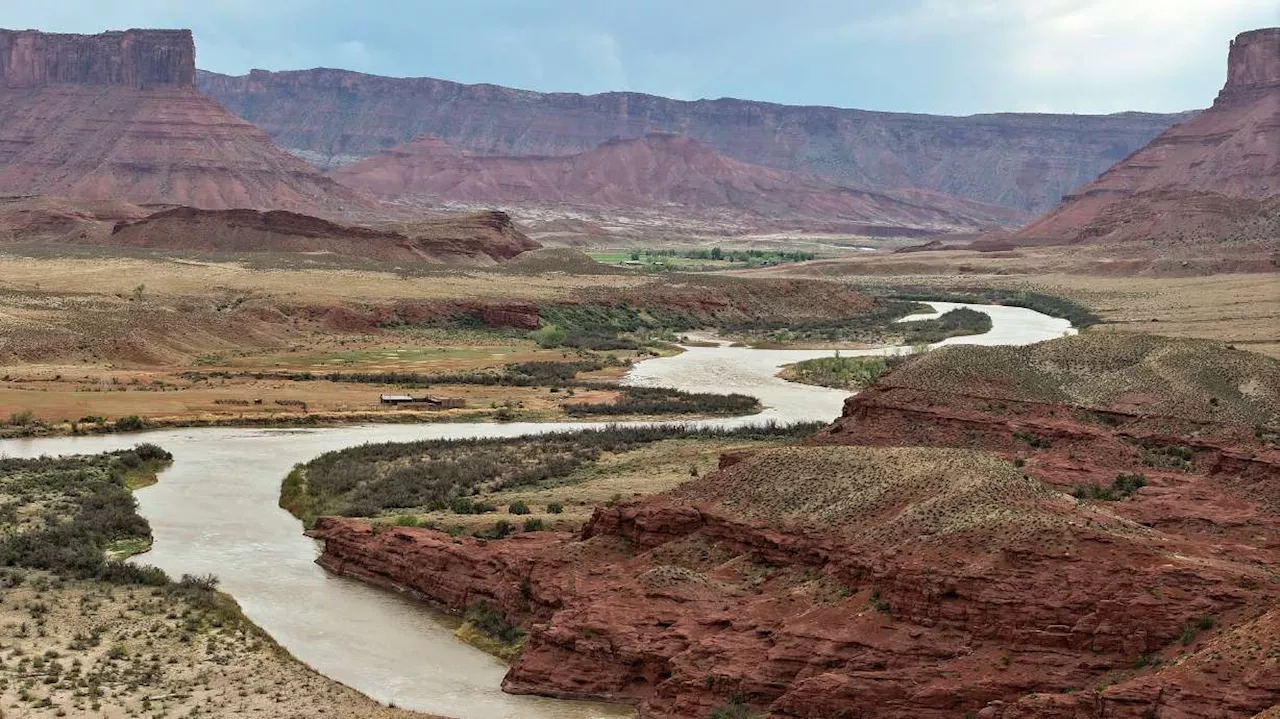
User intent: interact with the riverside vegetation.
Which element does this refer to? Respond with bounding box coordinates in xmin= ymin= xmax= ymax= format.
xmin=0 ymin=447 xmax=427 ymax=718
xmin=281 ymin=422 xmax=824 ymax=531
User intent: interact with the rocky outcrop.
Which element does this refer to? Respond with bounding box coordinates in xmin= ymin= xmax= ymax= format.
xmin=331 ymin=133 xmax=1026 ymax=234
xmin=0 ymin=29 xmax=194 ymax=88
xmin=107 ymin=207 xmax=538 ymax=266
xmin=197 ymin=67 xmax=1188 ymax=213
xmin=0 ymin=27 xmax=372 ymax=214
xmin=1013 ymin=28 xmax=1279 ymax=246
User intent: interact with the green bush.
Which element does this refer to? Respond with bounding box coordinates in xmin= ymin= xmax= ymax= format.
xmin=115 ymin=416 xmax=145 ymax=432
xmin=532 ymin=324 xmax=568 ymax=348
xmin=523 ymin=518 xmax=544 ymax=532
xmin=1072 ymin=473 xmax=1147 ymax=501
xmin=546 ymin=502 xmax=564 ymax=514
xmin=508 ymin=501 xmax=531 ymax=515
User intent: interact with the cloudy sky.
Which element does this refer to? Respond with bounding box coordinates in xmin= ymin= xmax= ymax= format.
xmin=8 ymin=1 xmax=1277 ymax=115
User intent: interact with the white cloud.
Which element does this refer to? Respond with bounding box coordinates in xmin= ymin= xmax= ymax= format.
xmin=832 ymin=0 xmax=1278 ymax=111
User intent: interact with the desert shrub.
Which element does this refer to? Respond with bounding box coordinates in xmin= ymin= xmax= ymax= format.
xmin=7 ymin=410 xmax=35 ymax=426
xmin=546 ymin=502 xmax=564 ymax=514
xmin=523 ymin=518 xmax=544 ymax=532
xmin=508 ymin=501 xmax=531 ymax=515
xmin=0 ymin=447 xmax=176 ymax=587
xmin=115 ymin=416 xmax=145 ymax=432
xmin=708 ymin=698 xmax=760 ymax=719
xmin=563 ymin=386 xmax=759 ymax=417
xmin=1071 ymin=473 xmax=1147 ymax=501
xmin=463 ymin=601 xmax=523 ymax=643
xmin=532 ymin=324 xmax=568 ymax=348
xmin=784 ymin=354 xmax=906 ymax=390
xmin=1013 ymin=431 xmax=1052 ymax=449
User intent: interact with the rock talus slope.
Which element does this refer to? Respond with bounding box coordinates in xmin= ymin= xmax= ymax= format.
xmin=311 ymin=333 xmax=1279 ymax=718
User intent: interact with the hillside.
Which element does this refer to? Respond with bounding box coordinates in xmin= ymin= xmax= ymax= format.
xmin=331 ymin=133 xmax=1025 ymax=234
xmin=196 ymin=67 xmax=1188 ymax=213
xmin=107 ymin=207 xmax=539 ymax=265
xmin=1013 ymin=28 xmax=1280 ymax=245
xmin=0 ymin=29 xmax=370 ymax=214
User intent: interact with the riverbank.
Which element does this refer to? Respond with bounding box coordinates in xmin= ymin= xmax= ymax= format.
xmin=0 ymin=448 xmax=435 ymax=719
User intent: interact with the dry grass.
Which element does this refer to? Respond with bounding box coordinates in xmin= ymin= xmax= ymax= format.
xmin=0 ymin=574 xmax=434 ymax=718
xmin=672 ymin=445 xmax=1131 ymax=547
xmin=0 ymin=255 xmax=649 ymax=303
xmin=881 ymin=333 xmax=1280 ymax=424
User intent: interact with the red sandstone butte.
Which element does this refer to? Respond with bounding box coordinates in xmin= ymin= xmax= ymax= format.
xmin=0 ymin=28 xmax=371 ymax=214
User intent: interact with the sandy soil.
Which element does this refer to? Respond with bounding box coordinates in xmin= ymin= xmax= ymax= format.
xmin=0 ymin=573 xmax=438 ymax=718
xmin=0 ymin=255 xmax=648 ymax=302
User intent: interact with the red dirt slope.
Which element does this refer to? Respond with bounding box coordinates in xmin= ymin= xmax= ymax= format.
xmin=108 ymin=207 xmax=539 ymax=265
xmin=331 ymin=133 xmax=1025 ymax=234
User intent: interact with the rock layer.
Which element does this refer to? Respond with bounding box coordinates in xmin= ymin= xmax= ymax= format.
xmin=0 ymin=28 xmax=194 ymax=88
xmin=106 ymin=207 xmax=538 ymax=265
xmin=197 ymin=67 xmax=1188 ymax=213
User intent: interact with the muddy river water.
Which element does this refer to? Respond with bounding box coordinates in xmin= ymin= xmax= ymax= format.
xmin=0 ymin=303 xmax=1072 ymax=718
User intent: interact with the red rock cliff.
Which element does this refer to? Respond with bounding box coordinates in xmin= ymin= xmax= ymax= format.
xmin=1219 ymin=27 xmax=1280 ymax=104
xmin=0 ymin=29 xmax=195 ymax=88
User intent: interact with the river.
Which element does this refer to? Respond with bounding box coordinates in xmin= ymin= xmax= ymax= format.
xmin=0 ymin=303 xmax=1072 ymax=718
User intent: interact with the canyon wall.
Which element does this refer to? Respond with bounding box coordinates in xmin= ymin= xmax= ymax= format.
xmin=197 ymin=67 xmax=1189 ymax=213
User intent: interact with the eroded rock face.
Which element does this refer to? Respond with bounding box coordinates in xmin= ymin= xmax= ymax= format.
xmin=0 ymin=29 xmax=194 ymax=88
xmin=105 ymin=207 xmax=539 ymax=266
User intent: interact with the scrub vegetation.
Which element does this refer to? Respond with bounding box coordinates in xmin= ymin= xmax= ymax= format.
xmin=282 ymin=422 xmax=824 ymax=528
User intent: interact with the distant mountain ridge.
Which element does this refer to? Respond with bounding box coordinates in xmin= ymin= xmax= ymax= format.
xmin=197 ymin=67 xmax=1191 ymax=213
xmin=331 ymin=132 xmax=1025 ymax=234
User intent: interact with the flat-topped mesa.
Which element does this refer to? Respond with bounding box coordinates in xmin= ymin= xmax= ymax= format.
xmin=1217 ymin=27 xmax=1280 ymax=105
xmin=0 ymin=28 xmax=195 ymax=89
